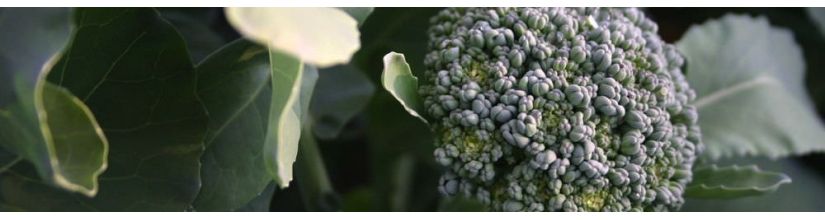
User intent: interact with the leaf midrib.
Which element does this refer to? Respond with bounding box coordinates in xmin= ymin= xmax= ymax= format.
xmin=693 ymin=75 xmax=777 ymax=109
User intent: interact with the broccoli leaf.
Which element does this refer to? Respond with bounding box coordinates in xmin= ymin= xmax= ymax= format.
xmin=0 ymin=8 xmax=207 ymax=211
xmin=192 ymin=40 xmax=274 ymax=211
xmin=310 ymin=65 xmax=375 ymax=140
xmin=264 ymin=49 xmax=319 ymax=188
xmin=225 ymin=7 xmax=360 ymax=68
xmin=683 ymin=158 xmax=825 ymax=211
xmin=337 ymin=7 xmax=374 ymax=26
xmin=677 ymin=15 xmax=825 ymax=159
xmin=0 ymin=8 xmax=108 ymax=197
xmin=157 ymin=8 xmax=227 ymax=63
xmin=381 ymin=52 xmax=428 ymax=124
xmin=686 ymin=165 xmax=791 ymax=199
xmin=235 ymin=183 xmax=276 ymax=212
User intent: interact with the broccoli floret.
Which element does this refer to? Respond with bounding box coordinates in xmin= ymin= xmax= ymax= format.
xmin=421 ymin=7 xmax=704 ymax=211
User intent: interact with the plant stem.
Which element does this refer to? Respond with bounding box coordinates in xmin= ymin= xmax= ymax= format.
xmin=295 ymin=125 xmax=339 ymax=211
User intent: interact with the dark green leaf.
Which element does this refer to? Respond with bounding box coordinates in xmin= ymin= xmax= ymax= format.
xmin=0 ymin=8 xmax=207 ymax=211
xmin=311 ymin=65 xmax=375 ymax=140
xmin=686 ymin=165 xmax=791 ymax=199
xmin=337 ymin=7 xmax=373 ymax=26
xmin=381 ymin=52 xmax=427 ymax=124
xmin=264 ymin=49 xmax=319 ymax=188
xmin=235 ymin=183 xmax=276 ymax=212
xmin=0 ymin=8 xmax=108 ymax=197
xmin=0 ymin=145 xmax=20 ymax=174
xmin=677 ymin=15 xmax=825 ymax=159
xmin=158 ymin=8 xmax=227 ymax=63
xmin=192 ymin=40 xmax=273 ymax=211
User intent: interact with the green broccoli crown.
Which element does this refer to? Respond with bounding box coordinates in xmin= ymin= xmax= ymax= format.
xmin=421 ymin=7 xmax=704 ymax=211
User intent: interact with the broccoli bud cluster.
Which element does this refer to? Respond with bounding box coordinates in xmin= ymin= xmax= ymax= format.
xmin=421 ymin=7 xmax=704 ymax=211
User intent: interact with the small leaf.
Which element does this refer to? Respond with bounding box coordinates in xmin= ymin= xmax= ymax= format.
xmin=225 ymin=7 xmax=360 ymax=68
xmin=264 ymin=49 xmax=319 ymax=188
xmin=310 ymin=65 xmax=375 ymax=140
xmin=682 ymin=158 xmax=825 ymax=211
xmin=686 ymin=165 xmax=791 ymax=199
xmin=192 ymin=40 xmax=274 ymax=211
xmin=337 ymin=7 xmax=374 ymax=26
xmin=381 ymin=52 xmax=427 ymax=124
xmin=0 ymin=8 xmax=108 ymax=197
xmin=677 ymin=15 xmax=825 ymax=159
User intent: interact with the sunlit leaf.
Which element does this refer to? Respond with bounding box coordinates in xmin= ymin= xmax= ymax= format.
xmin=225 ymin=7 xmax=360 ymax=68
xmin=381 ymin=52 xmax=427 ymax=124
xmin=264 ymin=49 xmax=319 ymax=188
xmin=0 ymin=7 xmax=107 ymax=197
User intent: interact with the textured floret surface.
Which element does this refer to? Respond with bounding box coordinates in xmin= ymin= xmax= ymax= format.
xmin=421 ymin=7 xmax=704 ymax=211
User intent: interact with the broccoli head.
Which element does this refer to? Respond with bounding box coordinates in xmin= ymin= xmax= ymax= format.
xmin=421 ymin=7 xmax=704 ymax=211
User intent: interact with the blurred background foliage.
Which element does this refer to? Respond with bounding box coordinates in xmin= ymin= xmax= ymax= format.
xmin=159 ymin=7 xmax=825 ymax=211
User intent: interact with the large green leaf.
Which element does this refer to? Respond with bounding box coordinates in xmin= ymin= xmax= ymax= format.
xmin=0 ymin=8 xmax=207 ymax=211
xmin=310 ymin=65 xmax=375 ymax=140
xmin=0 ymin=145 xmax=19 ymax=174
xmin=0 ymin=8 xmax=108 ymax=197
xmin=265 ymin=50 xmax=319 ymax=188
xmin=192 ymin=40 xmax=274 ymax=211
xmin=686 ymin=165 xmax=791 ymax=199
xmin=225 ymin=7 xmax=360 ymax=68
xmin=235 ymin=183 xmax=276 ymax=212
xmin=158 ymin=8 xmax=227 ymax=63
xmin=381 ymin=52 xmax=427 ymax=124
xmin=677 ymin=15 xmax=825 ymax=159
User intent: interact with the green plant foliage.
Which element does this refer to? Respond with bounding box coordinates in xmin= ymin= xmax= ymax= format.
xmin=192 ymin=40 xmax=274 ymax=211
xmin=686 ymin=165 xmax=791 ymax=199
xmin=683 ymin=158 xmax=825 ymax=211
xmin=381 ymin=52 xmax=427 ymax=124
xmin=678 ymin=15 xmax=825 ymax=159
xmin=310 ymin=65 xmax=375 ymax=140
xmin=0 ymin=7 xmax=108 ymax=197
xmin=235 ymin=183 xmax=277 ymax=212
xmin=0 ymin=8 xmax=207 ymax=211
xmin=225 ymin=7 xmax=361 ymax=68
xmin=264 ymin=49 xmax=319 ymax=188
xmin=158 ymin=8 xmax=228 ymax=63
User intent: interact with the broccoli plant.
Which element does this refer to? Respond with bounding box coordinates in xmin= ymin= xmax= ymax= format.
xmin=1 ymin=7 xmax=825 ymax=212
